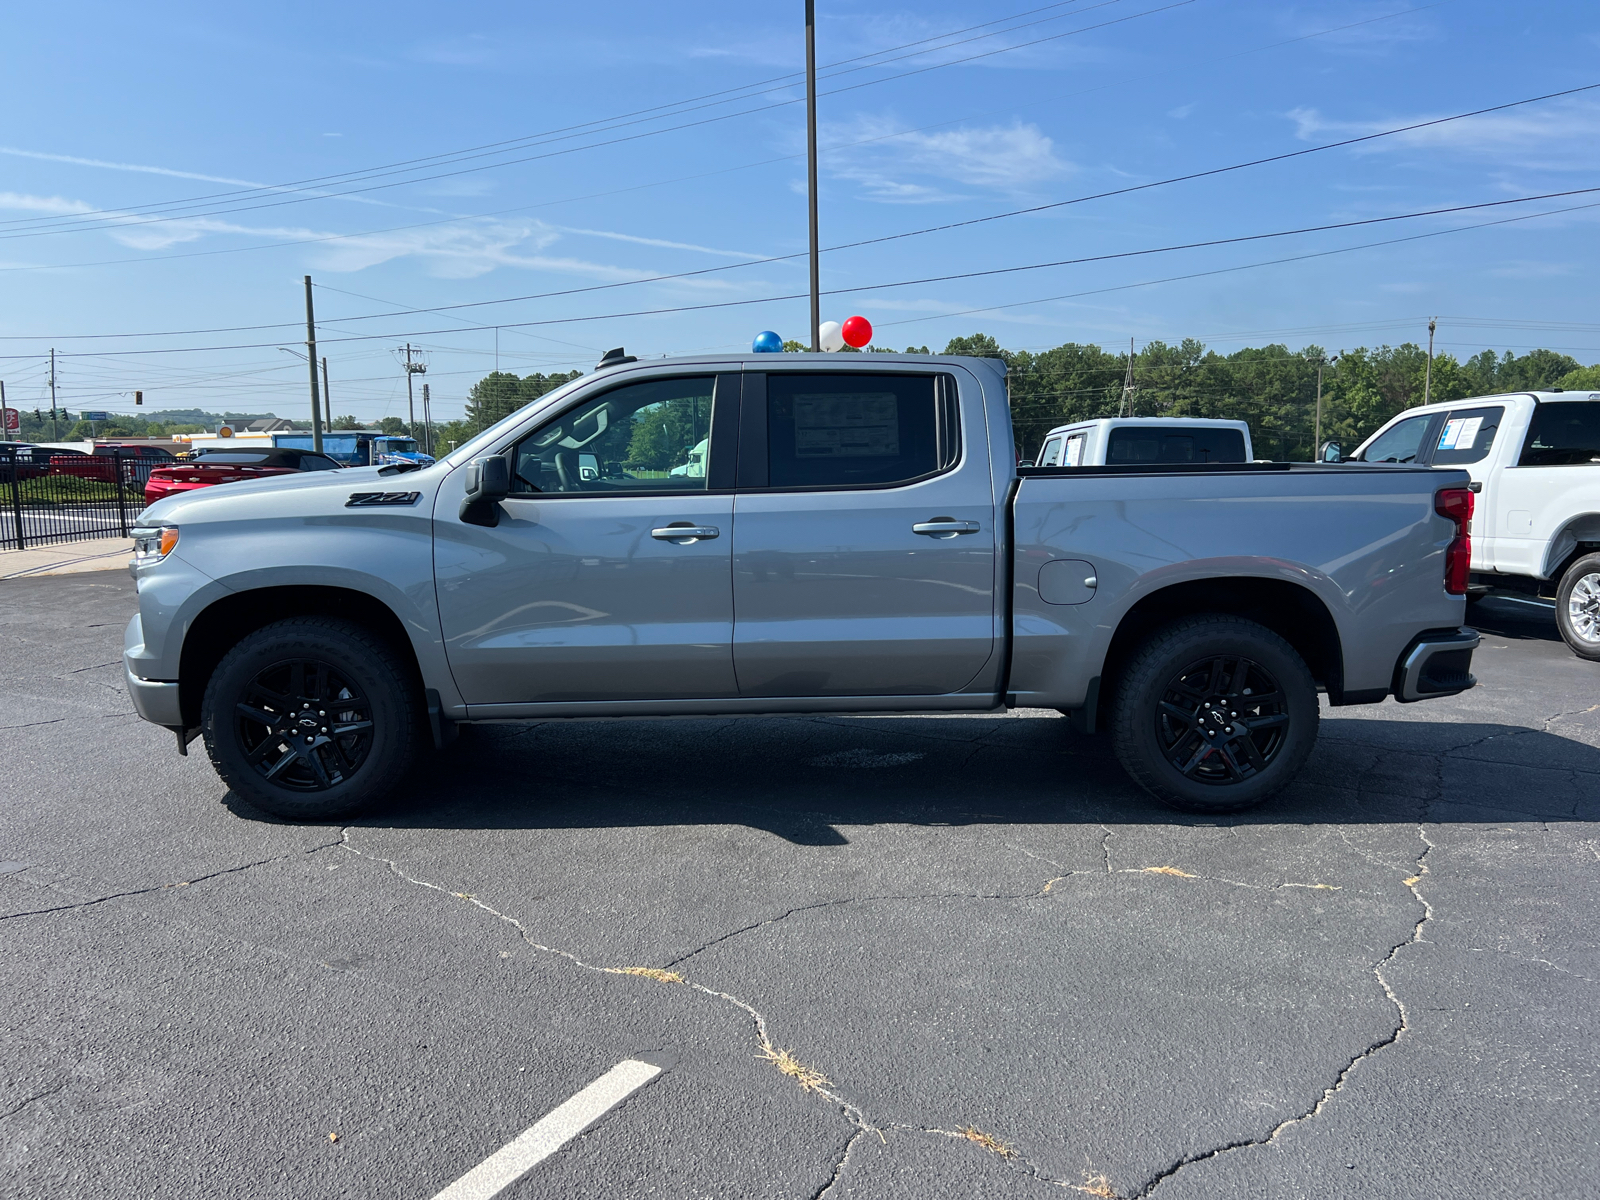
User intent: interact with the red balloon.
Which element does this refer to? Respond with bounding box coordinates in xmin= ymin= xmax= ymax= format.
xmin=841 ymin=315 xmax=872 ymax=348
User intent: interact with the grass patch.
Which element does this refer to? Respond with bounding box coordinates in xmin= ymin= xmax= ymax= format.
xmin=758 ymin=1045 xmax=830 ymax=1093
xmin=16 ymin=476 xmax=123 ymax=504
xmin=958 ymin=1126 xmax=1016 ymax=1158
xmin=608 ymin=966 xmax=683 ymax=983
xmin=1072 ymin=1172 xmax=1117 ymax=1197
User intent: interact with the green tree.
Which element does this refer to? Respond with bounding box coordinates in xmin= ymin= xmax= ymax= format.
xmin=1556 ymin=365 xmax=1600 ymax=391
xmin=463 ymin=369 xmax=583 ymax=431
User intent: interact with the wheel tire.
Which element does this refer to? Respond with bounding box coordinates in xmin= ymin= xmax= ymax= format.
xmin=1111 ymin=615 xmax=1320 ymax=814
xmin=1555 ymin=553 xmax=1600 ymax=662
xmin=201 ymin=617 xmax=421 ymax=821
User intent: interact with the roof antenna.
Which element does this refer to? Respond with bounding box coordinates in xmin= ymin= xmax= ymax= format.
xmin=596 ymin=347 xmax=638 ymax=371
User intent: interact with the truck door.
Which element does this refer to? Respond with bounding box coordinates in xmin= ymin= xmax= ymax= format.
xmin=434 ymin=373 xmax=739 ymax=704
xmin=1489 ymin=399 xmax=1600 ymax=576
xmin=731 ymin=369 xmax=996 ymax=697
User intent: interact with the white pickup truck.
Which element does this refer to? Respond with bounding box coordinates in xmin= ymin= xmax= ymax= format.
xmin=123 ymin=351 xmax=1479 ymax=822
xmin=1035 ymin=418 xmax=1254 ymax=467
xmin=1338 ymin=390 xmax=1600 ymax=659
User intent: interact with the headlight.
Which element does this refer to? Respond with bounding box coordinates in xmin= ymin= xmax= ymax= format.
xmin=132 ymin=525 xmax=179 ymax=566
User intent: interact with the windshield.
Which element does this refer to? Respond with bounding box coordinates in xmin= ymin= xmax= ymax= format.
xmin=439 ymin=373 xmax=591 ymax=468
xmin=377 ymin=438 xmax=418 ymax=453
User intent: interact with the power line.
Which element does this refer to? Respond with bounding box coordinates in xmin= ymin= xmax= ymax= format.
xmin=0 ymin=0 xmax=1167 ymax=243
xmin=15 ymin=75 xmax=1587 ymax=346
xmin=6 ymin=184 xmax=1595 ymax=362
xmin=0 ymin=3 xmax=1446 ymax=279
xmin=0 ymin=2 xmax=1098 ymax=237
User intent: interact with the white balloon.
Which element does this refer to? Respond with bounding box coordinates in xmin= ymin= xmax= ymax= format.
xmin=818 ymin=321 xmax=845 ymax=352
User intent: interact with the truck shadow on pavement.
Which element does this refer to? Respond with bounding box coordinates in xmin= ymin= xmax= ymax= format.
xmin=226 ymin=713 xmax=1600 ymax=843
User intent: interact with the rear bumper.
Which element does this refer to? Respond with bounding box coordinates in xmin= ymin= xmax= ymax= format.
xmin=1393 ymin=627 xmax=1479 ymax=703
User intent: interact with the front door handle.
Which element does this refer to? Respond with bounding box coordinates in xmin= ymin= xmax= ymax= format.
xmin=651 ymin=523 xmax=720 ymax=544
xmin=912 ymin=518 xmax=981 ymax=539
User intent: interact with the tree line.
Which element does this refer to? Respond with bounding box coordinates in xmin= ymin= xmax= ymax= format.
xmin=16 ymin=339 xmax=1594 ymax=460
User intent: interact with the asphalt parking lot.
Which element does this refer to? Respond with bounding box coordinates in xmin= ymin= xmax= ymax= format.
xmin=3 ymin=572 xmax=1597 ymax=1200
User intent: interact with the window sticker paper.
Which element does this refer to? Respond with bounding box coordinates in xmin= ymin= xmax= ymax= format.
xmin=792 ymin=393 xmax=900 ymax=457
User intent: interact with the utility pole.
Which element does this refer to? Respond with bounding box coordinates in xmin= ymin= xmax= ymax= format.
xmin=402 ymin=343 xmax=428 ymax=436
xmin=1305 ymin=353 xmax=1337 ymax=456
xmin=805 ymin=0 xmax=821 ymax=352
xmin=419 ymin=385 xmax=432 ymax=460
xmin=320 ymin=357 xmax=332 ymax=430
xmin=1424 ymin=317 xmax=1437 ymax=407
xmin=1120 ymin=338 xmax=1137 ymax=418
xmin=303 ymin=276 xmax=324 ymax=453
xmin=49 ymin=348 xmax=58 ymax=440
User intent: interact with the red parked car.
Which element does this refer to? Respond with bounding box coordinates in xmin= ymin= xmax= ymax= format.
xmin=143 ymin=447 xmax=343 ymax=505
xmin=50 ymin=444 xmax=174 ymax=484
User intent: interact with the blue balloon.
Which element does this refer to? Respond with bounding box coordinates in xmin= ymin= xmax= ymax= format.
xmin=752 ymin=330 xmax=783 ymax=353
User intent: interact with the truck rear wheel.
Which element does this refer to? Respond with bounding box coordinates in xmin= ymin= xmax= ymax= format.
xmin=1556 ymin=553 xmax=1600 ymax=662
xmin=1110 ymin=616 xmax=1319 ymax=814
xmin=200 ymin=617 xmax=421 ymax=821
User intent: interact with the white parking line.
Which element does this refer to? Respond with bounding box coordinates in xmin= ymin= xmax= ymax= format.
xmin=429 ymin=1058 xmax=665 ymax=1200
xmin=1493 ymin=595 xmax=1556 ymax=609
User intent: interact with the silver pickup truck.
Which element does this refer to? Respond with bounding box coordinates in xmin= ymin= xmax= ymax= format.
xmin=123 ymin=351 xmax=1479 ymax=820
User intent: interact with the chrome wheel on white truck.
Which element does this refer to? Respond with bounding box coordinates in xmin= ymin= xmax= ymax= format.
xmin=1557 ymin=553 xmax=1600 ymax=661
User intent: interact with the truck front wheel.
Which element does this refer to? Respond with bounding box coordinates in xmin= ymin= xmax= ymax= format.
xmin=1110 ymin=616 xmax=1319 ymax=813
xmin=200 ymin=617 xmax=421 ymax=821
xmin=1556 ymin=553 xmax=1600 ymax=662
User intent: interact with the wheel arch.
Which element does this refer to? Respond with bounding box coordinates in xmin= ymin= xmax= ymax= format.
xmin=1099 ymin=576 xmax=1347 ymax=728
xmin=1543 ymin=514 xmax=1600 ymax=581
xmin=178 ymin=585 xmax=423 ymax=729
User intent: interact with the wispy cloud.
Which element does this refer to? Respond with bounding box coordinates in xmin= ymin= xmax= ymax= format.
xmin=0 ymin=144 xmax=417 ymax=211
xmin=0 ymin=190 xmax=769 ymax=281
xmin=1288 ymin=98 xmax=1600 ymax=170
xmin=826 ymin=116 xmax=1071 ymax=204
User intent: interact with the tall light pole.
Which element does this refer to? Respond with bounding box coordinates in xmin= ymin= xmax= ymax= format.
xmin=1424 ymin=317 xmax=1437 ymax=406
xmin=805 ymin=0 xmax=821 ymax=352
xmin=48 ymin=348 xmax=59 ymax=440
xmin=304 ymin=276 xmax=324 ymax=453
xmin=1306 ymin=353 xmax=1337 ymax=457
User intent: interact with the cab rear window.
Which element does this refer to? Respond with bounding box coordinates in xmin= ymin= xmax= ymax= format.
xmin=1105 ymin=427 xmax=1246 ymax=464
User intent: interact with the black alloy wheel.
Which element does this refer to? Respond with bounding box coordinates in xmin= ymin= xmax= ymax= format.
xmin=202 ymin=617 xmax=420 ymax=820
xmin=1155 ymin=654 xmax=1290 ymax=785
xmin=1110 ymin=615 xmax=1319 ymax=813
xmin=235 ymin=659 xmax=375 ymax=791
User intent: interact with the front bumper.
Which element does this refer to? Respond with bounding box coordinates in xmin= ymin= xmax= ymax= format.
xmin=124 ymin=613 xmax=183 ymax=728
xmin=1393 ymin=627 xmax=1479 ymax=703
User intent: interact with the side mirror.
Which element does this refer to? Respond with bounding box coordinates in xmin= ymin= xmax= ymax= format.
xmin=1318 ymin=441 xmax=1343 ymax=464
xmin=459 ymin=454 xmax=510 ymax=527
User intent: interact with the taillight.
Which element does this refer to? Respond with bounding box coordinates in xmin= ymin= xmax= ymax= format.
xmin=1435 ymin=486 xmax=1474 ymax=595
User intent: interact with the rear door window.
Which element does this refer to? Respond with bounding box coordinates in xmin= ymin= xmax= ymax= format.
xmin=1430 ymin=405 xmax=1504 ymax=466
xmin=1062 ymin=433 xmax=1086 ymax=466
xmin=1359 ymin=413 xmax=1434 ymax=463
xmin=1105 ymin=426 xmax=1246 ymax=464
xmin=1518 ymin=401 xmax=1600 ymax=466
xmin=764 ymin=372 xmax=958 ymax=489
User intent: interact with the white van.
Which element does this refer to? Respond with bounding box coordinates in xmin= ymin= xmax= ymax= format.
xmin=1035 ymin=418 xmax=1254 ymax=467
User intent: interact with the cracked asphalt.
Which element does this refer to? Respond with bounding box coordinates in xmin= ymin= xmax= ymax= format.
xmin=2 ymin=573 xmax=1597 ymax=1200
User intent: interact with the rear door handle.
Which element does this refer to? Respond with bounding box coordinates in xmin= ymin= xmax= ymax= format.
xmin=912 ymin=519 xmax=981 ymax=538
xmin=651 ymin=524 xmax=719 ymax=543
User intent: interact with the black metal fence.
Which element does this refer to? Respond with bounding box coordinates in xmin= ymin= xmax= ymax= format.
xmin=0 ymin=447 xmax=160 ymax=550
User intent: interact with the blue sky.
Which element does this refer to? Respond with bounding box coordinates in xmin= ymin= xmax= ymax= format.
xmin=2 ymin=0 xmax=1598 ymax=426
